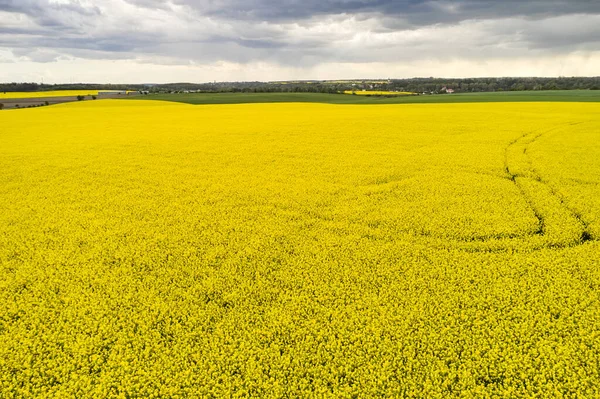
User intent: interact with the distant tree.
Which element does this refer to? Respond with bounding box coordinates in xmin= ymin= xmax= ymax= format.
xmin=92 ymin=95 xmax=97 ymax=100
xmin=0 ymin=103 xmax=3 ymax=110
xmin=77 ymin=95 xmax=85 ymax=101
xmin=44 ymin=101 xmax=49 ymax=106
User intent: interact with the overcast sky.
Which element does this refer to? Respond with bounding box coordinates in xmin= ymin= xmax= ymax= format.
xmin=1 ymin=0 xmax=599 ymax=83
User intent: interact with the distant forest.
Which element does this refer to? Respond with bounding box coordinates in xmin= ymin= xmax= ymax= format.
xmin=2 ymin=77 xmax=600 ymax=95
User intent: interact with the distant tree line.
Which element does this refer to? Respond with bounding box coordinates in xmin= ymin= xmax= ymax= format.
xmin=1 ymin=76 xmax=599 ymax=95
xmin=384 ymin=77 xmax=600 ymax=94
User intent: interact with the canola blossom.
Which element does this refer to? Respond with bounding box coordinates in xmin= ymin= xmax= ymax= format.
xmin=1 ymin=100 xmax=599 ymax=397
xmin=0 ymin=90 xmax=100 ymax=99
xmin=0 ymin=90 xmax=136 ymax=99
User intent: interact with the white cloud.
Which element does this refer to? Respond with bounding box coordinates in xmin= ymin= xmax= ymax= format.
xmin=1 ymin=51 xmax=599 ymax=84
xmin=0 ymin=0 xmax=599 ymax=82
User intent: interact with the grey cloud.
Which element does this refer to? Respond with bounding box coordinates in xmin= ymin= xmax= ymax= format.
xmin=519 ymin=15 xmax=600 ymax=50
xmin=1 ymin=33 xmax=162 ymax=56
xmin=1 ymin=0 xmax=600 ymax=72
xmin=125 ymin=0 xmax=600 ymax=24
xmin=11 ymin=47 xmax=63 ymax=62
xmin=0 ymin=0 xmax=101 ymax=32
xmin=120 ymin=0 xmax=173 ymax=10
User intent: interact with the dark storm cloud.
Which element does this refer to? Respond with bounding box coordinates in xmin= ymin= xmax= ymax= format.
xmin=124 ymin=0 xmax=600 ymax=24
xmin=0 ymin=0 xmax=101 ymax=24
xmin=0 ymin=0 xmax=599 ymax=71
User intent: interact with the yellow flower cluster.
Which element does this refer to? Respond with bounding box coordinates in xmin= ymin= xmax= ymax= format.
xmin=0 ymin=90 xmax=136 ymax=99
xmin=1 ymin=100 xmax=599 ymax=397
xmin=0 ymin=90 xmax=99 ymax=99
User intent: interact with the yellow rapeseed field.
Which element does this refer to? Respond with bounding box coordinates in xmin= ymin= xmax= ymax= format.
xmin=0 ymin=90 xmax=136 ymax=99
xmin=1 ymin=100 xmax=599 ymax=397
xmin=0 ymin=90 xmax=99 ymax=99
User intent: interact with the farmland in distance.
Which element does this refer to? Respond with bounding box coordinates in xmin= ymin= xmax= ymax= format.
xmin=0 ymin=90 xmax=101 ymax=99
xmin=138 ymin=89 xmax=600 ymax=105
xmin=1 ymin=100 xmax=600 ymax=397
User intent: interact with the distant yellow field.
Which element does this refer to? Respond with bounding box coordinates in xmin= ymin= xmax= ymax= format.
xmin=1 ymin=100 xmax=599 ymax=397
xmin=0 ymin=90 xmax=99 ymax=99
xmin=344 ymin=90 xmax=414 ymax=95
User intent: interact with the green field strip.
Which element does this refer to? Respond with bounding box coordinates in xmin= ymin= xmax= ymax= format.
xmin=127 ymin=90 xmax=600 ymax=106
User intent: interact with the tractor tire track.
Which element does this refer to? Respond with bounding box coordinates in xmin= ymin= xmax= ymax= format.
xmin=355 ymin=122 xmax=595 ymax=253
xmin=504 ymin=122 xmax=592 ymax=248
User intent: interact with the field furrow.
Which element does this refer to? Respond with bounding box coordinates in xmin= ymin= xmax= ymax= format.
xmin=505 ymin=123 xmax=592 ymax=248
